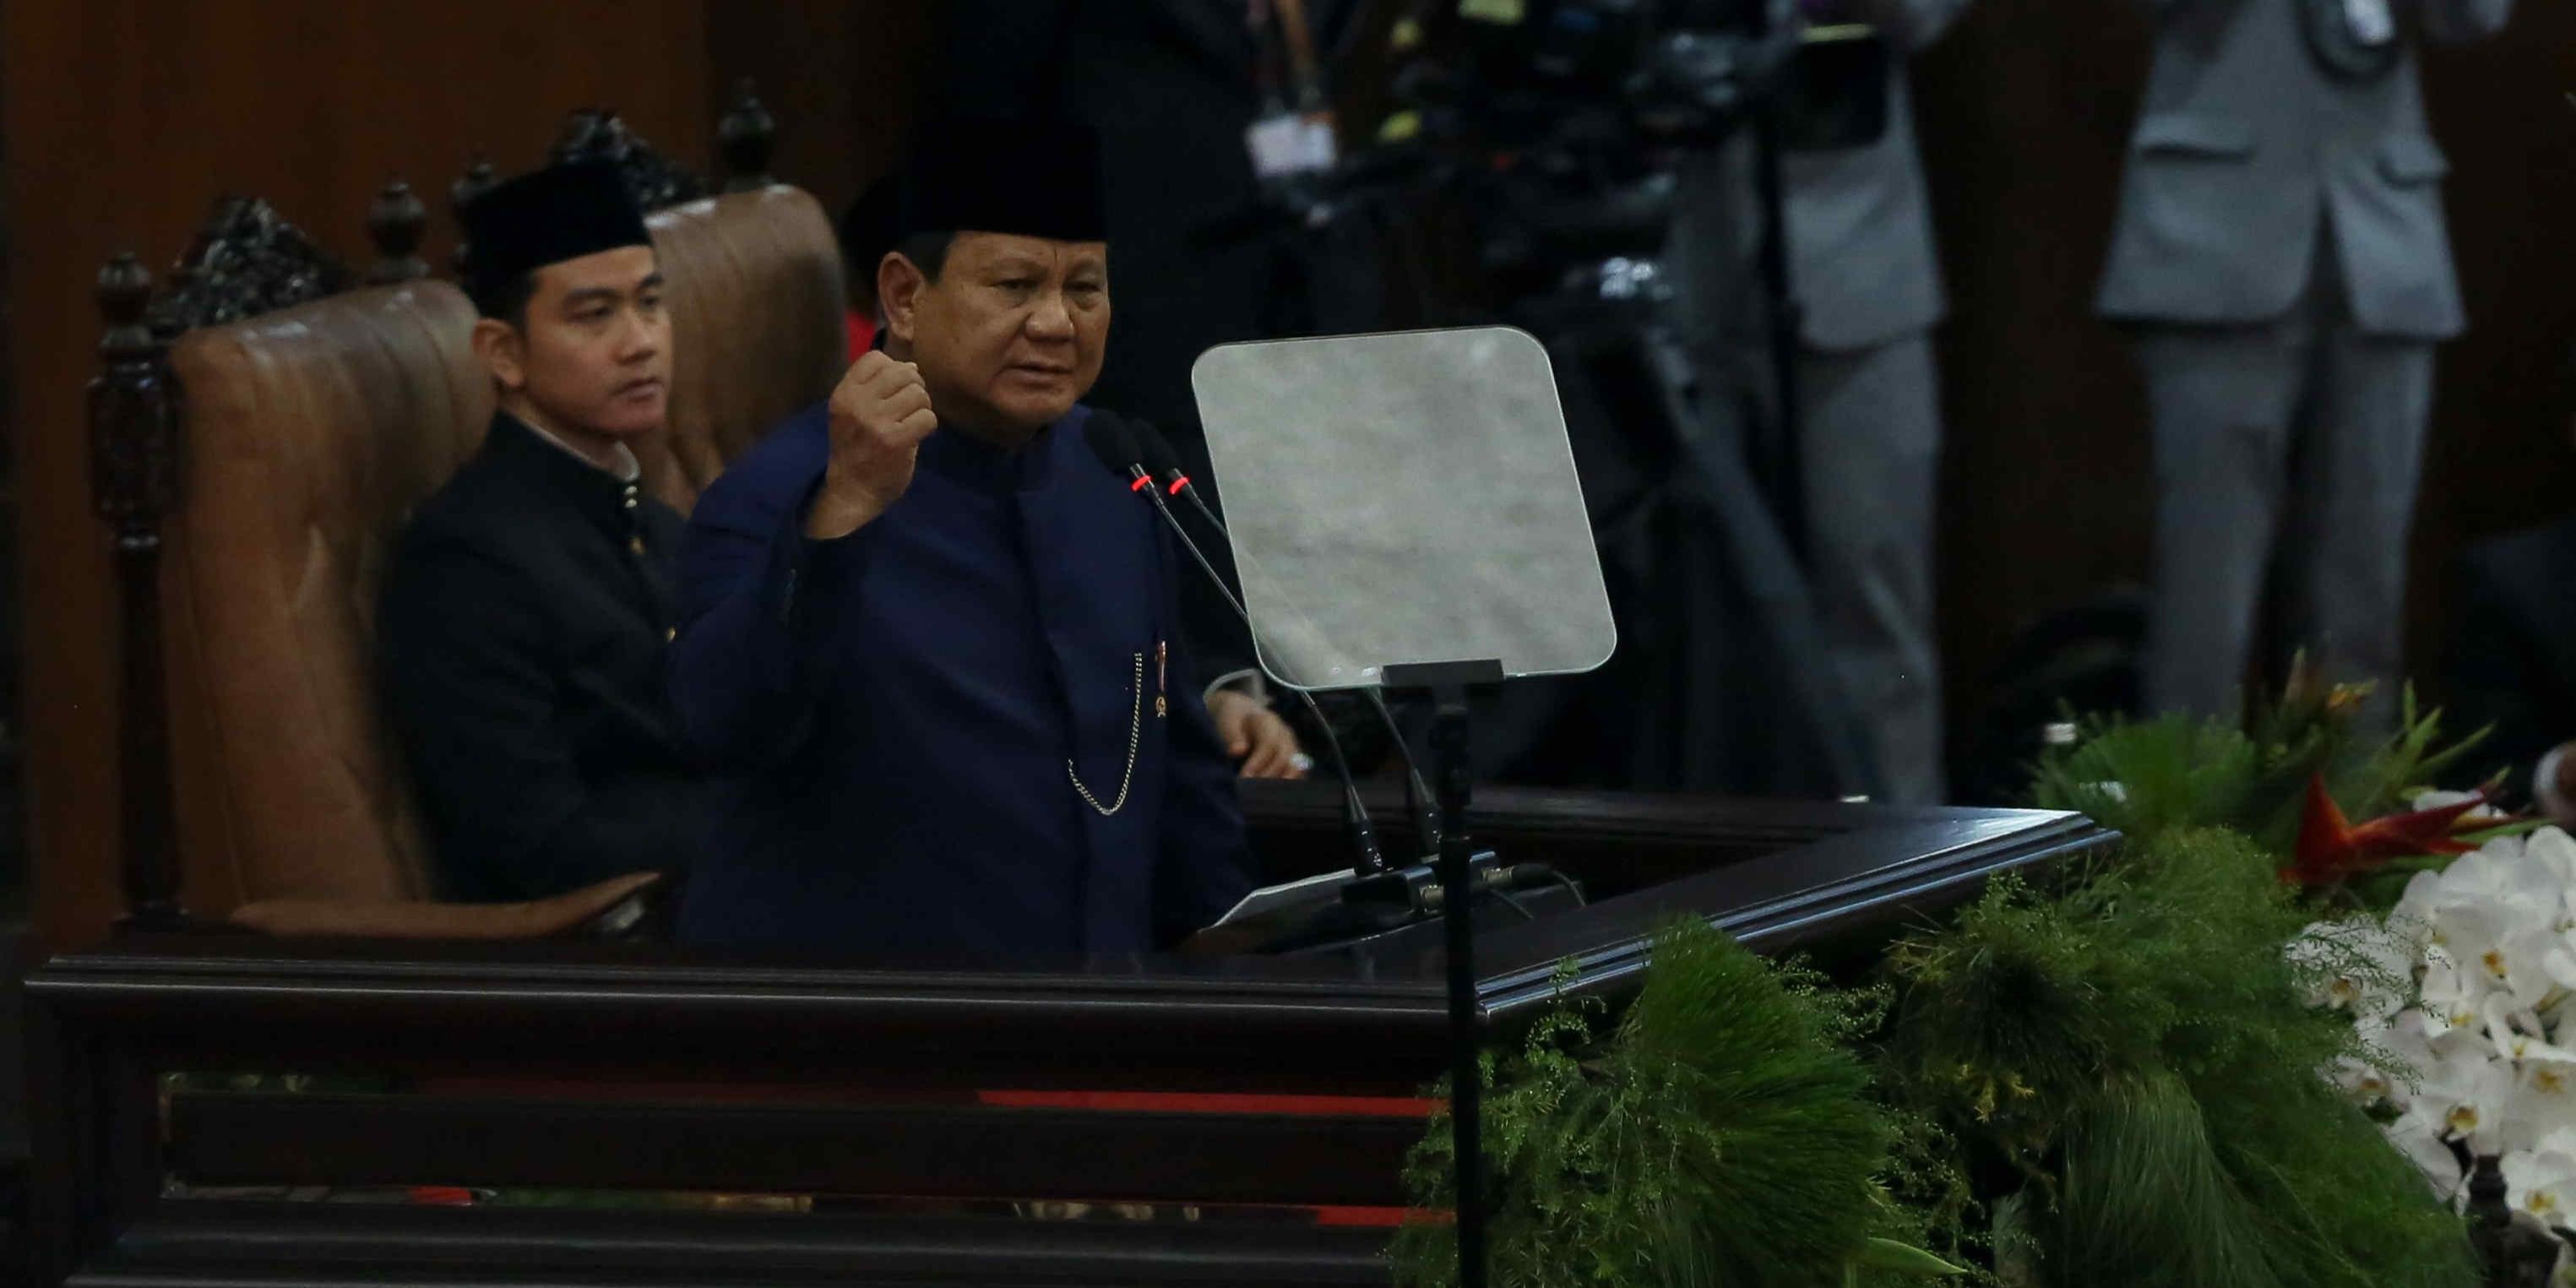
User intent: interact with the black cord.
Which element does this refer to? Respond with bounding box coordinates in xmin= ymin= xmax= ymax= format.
xmin=1139 ymin=469 xmax=1383 ymax=869
xmin=1169 ymin=479 xmax=1442 ymax=860
xmin=1489 ymin=887 xmax=1538 ymax=923
xmin=1540 ymin=867 xmax=1587 ymax=908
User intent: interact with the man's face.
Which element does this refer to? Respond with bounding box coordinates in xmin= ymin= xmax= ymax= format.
xmin=892 ymin=231 xmax=1109 ymax=438
xmin=492 ymin=245 xmax=670 ymax=440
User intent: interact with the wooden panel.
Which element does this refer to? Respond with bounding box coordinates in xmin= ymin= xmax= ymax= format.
xmin=707 ymin=0 xmax=937 ymax=230
xmin=6 ymin=1 xmax=721 ymax=951
xmin=167 ymin=1092 xmax=1420 ymax=1206
xmin=1910 ymin=0 xmax=2155 ymax=739
xmin=105 ymin=1202 xmax=1395 ymax=1288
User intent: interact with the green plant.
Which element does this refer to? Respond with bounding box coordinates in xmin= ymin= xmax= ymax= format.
xmin=1393 ymin=920 xmax=1943 ymax=1288
xmin=1879 ymin=829 xmax=2477 ymax=1288
xmin=2030 ymin=671 xmax=2492 ymax=868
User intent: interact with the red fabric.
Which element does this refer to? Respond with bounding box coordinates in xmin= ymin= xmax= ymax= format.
xmin=845 ymin=311 xmax=878 ymax=361
xmin=973 ymin=1090 xmax=1439 ymax=1117
xmin=1312 ymin=1205 xmax=1421 ymax=1227
xmin=402 ymin=1077 xmax=1435 ymax=1222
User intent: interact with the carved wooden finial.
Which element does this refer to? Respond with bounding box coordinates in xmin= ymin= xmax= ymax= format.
xmin=366 ymin=178 xmax=431 ymax=285
xmin=90 ymin=251 xmax=177 ymax=529
xmin=147 ymin=198 xmax=346 ymax=334
xmin=450 ymin=154 xmax=498 ymax=277
xmin=718 ymin=78 xmax=777 ymax=193
xmin=552 ymin=107 xmax=704 ymax=212
xmin=95 ymin=253 xmax=155 ymax=362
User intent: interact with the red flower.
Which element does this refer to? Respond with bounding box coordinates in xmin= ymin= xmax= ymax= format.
xmin=2284 ymin=773 xmax=2486 ymax=887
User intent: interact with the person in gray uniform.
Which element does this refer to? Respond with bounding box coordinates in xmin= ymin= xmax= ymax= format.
xmin=1666 ymin=0 xmax=1970 ymax=803
xmin=2099 ymin=0 xmax=2511 ymax=720
xmin=1787 ymin=0 xmax=1970 ymax=805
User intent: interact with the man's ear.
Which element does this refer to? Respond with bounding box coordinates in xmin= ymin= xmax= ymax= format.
xmin=879 ymin=252 xmax=929 ymax=345
xmin=471 ymin=318 xmax=527 ymax=392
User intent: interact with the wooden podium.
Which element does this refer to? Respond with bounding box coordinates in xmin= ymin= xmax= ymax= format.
xmin=25 ymin=784 xmax=2111 ymax=1287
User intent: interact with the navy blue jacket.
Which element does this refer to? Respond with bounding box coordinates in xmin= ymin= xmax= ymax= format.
xmin=667 ymin=402 xmax=1253 ymax=954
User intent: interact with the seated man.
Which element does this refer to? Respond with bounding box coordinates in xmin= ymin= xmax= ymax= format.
xmin=380 ymin=162 xmax=720 ymax=900
xmin=670 ymin=118 xmax=1254 ymax=954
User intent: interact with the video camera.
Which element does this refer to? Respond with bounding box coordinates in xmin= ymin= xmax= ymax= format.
xmin=1396 ymin=0 xmax=1802 ymax=153
xmin=1251 ymin=0 xmax=1887 ymax=280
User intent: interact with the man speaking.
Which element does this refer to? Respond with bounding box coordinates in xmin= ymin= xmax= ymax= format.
xmin=668 ymin=117 xmax=1254 ymax=955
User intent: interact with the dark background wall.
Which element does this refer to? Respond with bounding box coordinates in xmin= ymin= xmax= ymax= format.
xmin=6 ymin=0 xmax=2571 ymax=948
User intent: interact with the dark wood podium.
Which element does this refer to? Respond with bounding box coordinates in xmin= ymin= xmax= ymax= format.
xmin=24 ymin=783 xmax=2111 ymax=1288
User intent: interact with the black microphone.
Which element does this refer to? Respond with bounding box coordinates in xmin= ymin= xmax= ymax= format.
xmin=1129 ymin=421 xmax=1444 ymax=866
xmin=1084 ymin=415 xmax=1388 ymax=877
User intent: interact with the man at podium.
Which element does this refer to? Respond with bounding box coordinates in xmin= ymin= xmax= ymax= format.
xmin=667 ymin=117 xmax=1255 ymax=955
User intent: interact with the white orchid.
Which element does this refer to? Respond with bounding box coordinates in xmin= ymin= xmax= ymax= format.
xmin=2504 ymin=1144 xmax=2576 ymax=1230
xmin=2415 ymin=1047 xmax=2517 ymax=1155
xmin=2525 ymin=827 xmax=2576 ymax=882
xmin=2509 ymin=1057 xmax=2576 ymax=1152
xmin=2416 ymin=952 xmax=2503 ymax=1057
xmin=2412 ymin=789 xmax=2513 ymax=825
xmin=2290 ymin=918 xmax=2413 ymax=1019
xmin=2416 ymin=851 xmax=2559 ymax=937
xmin=2421 ymin=898 xmax=2558 ymax=1014
xmin=2346 ymin=1010 xmax=2437 ymax=1110
xmin=2333 ymin=1053 xmax=2405 ymax=1109
xmin=2388 ymin=1102 xmax=2469 ymax=1198
xmin=2328 ymin=826 xmax=2576 ymax=1231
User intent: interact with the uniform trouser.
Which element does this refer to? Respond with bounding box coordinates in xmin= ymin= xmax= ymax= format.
xmin=2134 ymin=276 xmax=2437 ymax=721
xmin=1797 ymin=333 xmax=1946 ymax=805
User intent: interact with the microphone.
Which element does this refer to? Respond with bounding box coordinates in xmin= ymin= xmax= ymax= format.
xmin=1083 ymin=416 xmax=1387 ymax=876
xmin=1128 ymin=421 xmax=1444 ymax=866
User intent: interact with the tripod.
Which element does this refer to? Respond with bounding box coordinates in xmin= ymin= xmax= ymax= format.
xmin=1499 ymin=234 xmax=1868 ymax=796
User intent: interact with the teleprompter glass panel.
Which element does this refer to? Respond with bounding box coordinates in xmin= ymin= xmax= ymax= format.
xmin=1192 ymin=327 xmax=1616 ymax=691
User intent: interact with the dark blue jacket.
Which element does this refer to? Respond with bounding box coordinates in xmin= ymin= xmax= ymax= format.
xmin=668 ymin=401 xmax=1253 ymax=954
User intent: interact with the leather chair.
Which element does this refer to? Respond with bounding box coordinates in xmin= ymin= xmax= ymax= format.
xmin=149 ymin=187 xmax=845 ymax=937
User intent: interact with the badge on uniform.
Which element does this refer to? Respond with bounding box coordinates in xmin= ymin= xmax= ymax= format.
xmin=2302 ymin=0 xmax=2401 ymax=82
xmin=2343 ymin=0 xmax=2395 ymax=44
xmin=1244 ymin=0 xmax=1339 ymax=182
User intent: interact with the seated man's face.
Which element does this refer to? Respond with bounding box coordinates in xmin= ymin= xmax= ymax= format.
xmin=899 ymin=231 xmax=1110 ymax=437
xmin=505 ymin=245 xmax=671 ymax=440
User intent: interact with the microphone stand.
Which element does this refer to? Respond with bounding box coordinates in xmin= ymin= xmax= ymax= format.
xmin=1157 ymin=472 xmax=1443 ymax=863
xmin=1121 ymin=465 xmax=1387 ymax=875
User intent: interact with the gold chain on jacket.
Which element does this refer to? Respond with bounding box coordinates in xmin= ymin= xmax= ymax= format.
xmin=1068 ymin=652 xmax=1145 ymax=817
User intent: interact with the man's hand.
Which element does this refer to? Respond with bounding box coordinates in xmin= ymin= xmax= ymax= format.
xmin=1207 ymin=688 xmax=1307 ymax=780
xmin=806 ymin=351 xmax=938 ymax=541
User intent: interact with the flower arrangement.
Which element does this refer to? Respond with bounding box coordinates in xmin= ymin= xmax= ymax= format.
xmin=1402 ymin=668 xmax=2535 ymax=1288
xmin=2317 ymin=816 xmax=2576 ymax=1247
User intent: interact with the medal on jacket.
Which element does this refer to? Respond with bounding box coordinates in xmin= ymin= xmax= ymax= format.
xmin=2303 ymin=0 xmax=2401 ymax=83
xmin=1155 ymin=640 xmax=1169 ymax=720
